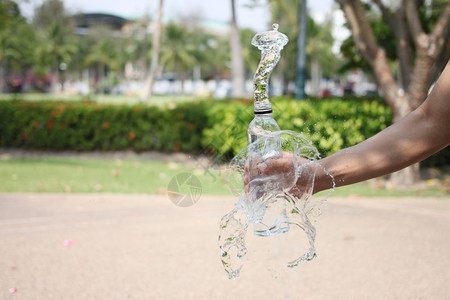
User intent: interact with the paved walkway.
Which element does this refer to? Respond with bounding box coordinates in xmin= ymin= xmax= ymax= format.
xmin=0 ymin=193 xmax=449 ymax=299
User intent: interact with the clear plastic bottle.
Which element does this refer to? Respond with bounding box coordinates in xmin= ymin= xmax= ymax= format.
xmin=247 ymin=110 xmax=280 ymax=200
xmin=247 ymin=111 xmax=280 ymax=192
xmin=248 ymin=111 xmax=280 ymax=143
xmin=247 ymin=111 xmax=289 ymax=236
xmin=246 ymin=24 xmax=290 ymax=236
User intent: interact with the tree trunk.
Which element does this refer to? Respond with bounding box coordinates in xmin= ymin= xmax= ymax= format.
xmin=311 ymin=59 xmax=321 ymax=96
xmin=430 ymin=39 xmax=450 ymax=82
xmin=394 ymin=6 xmax=413 ymax=91
xmin=180 ymin=71 xmax=186 ymax=95
xmin=51 ymin=56 xmax=59 ymax=94
xmin=0 ymin=61 xmax=6 ymax=93
xmin=373 ymin=0 xmax=413 ymax=91
xmin=336 ymin=0 xmax=450 ymax=186
xmin=295 ymin=0 xmax=307 ymax=99
xmin=141 ymin=0 xmax=164 ymax=102
xmin=389 ymin=162 xmax=421 ymax=188
xmin=99 ymin=63 xmax=105 ymax=94
xmin=230 ymin=0 xmax=245 ymax=98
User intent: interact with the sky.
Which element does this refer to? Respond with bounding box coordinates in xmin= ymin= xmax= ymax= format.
xmin=19 ymin=0 xmax=350 ymax=51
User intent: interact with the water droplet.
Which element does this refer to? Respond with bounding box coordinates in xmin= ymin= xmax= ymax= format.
xmin=272 ymin=23 xmax=279 ymax=31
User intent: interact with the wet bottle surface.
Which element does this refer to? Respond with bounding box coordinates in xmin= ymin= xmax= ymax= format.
xmin=219 ymin=24 xmax=332 ymax=279
xmin=246 ymin=24 xmax=290 ymax=237
xmin=247 ymin=111 xmax=290 ymax=237
xmin=248 ymin=112 xmax=280 ymax=144
xmin=247 ymin=111 xmax=280 ymax=194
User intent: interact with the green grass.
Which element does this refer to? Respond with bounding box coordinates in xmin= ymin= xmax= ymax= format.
xmin=0 ymin=157 xmax=448 ymax=197
xmin=316 ymin=182 xmax=448 ymax=198
xmin=0 ymin=93 xmax=202 ymax=107
xmin=0 ymin=157 xmax=229 ymax=195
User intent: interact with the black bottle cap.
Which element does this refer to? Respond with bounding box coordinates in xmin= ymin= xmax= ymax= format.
xmin=254 ymin=109 xmax=273 ymax=115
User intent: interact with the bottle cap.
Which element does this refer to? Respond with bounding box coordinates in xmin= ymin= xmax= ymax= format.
xmin=254 ymin=109 xmax=273 ymax=115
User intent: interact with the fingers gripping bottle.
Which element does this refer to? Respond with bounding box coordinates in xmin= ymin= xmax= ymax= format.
xmin=248 ymin=24 xmax=289 ymax=236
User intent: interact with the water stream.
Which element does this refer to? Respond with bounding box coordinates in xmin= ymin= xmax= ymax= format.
xmin=218 ymin=24 xmax=334 ymax=280
xmin=219 ymin=131 xmax=334 ymax=279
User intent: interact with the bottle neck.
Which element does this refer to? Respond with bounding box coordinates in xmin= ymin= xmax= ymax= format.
xmin=253 ymin=110 xmax=273 ymax=117
xmin=253 ymin=104 xmax=272 ymax=115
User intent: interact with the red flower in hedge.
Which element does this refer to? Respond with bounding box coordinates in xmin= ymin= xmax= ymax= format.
xmin=103 ymin=122 xmax=110 ymax=129
xmin=238 ymin=98 xmax=251 ymax=104
xmin=47 ymin=118 xmax=53 ymax=129
xmin=173 ymin=144 xmax=180 ymax=151
xmin=32 ymin=121 xmax=39 ymax=128
xmin=59 ymin=122 xmax=65 ymax=128
xmin=129 ymin=132 xmax=136 ymax=140
xmin=22 ymin=133 xmax=28 ymax=140
xmin=187 ymin=123 xmax=194 ymax=130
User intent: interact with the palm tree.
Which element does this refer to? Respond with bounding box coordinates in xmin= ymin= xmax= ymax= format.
xmin=268 ymin=0 xmax=339 ymax=95
xmin=0 ymin=1 xmax=35 ymax=93
xmin=142 ymin=0 xmax=163 ymax=101
xmin=0 ymin=23 xmax=21 ymax=93
xmin=241 ymin=28 xmax=261 ymax=81
xmin=35 ymin=22 xmax=77 ymax=93
xmin=84 ymin=37 xmax=120 ymax=94
xmin=230 ymin=0 xmax=245 ymax=97
xmin=268 ymin=0 xmax=297 ymax=93
xmin=159 ymin=23 xmax=196 ymax=94
xmin=307 ymin=16 xmax=339 ymax=95
xmin=122 ymin=17 xmax=153 ymax=80
xmin=195 ymin=33 xmax=230 ymax=82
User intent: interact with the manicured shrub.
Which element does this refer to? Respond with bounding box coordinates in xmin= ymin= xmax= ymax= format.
xmin=0 ymin=97 xmax=445 ymax=166
xmin=202 ymin=96 xmax=392 ymax=158
xmin=0 ymin=100 xmax=207 ymax=154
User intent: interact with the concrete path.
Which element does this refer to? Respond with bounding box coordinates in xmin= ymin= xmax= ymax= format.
xmin=0 ymin=193 xmax=449 ymax=300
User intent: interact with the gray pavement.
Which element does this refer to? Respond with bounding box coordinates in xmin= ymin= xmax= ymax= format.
xmin=0 ymin=193 xmax=449 ymax=299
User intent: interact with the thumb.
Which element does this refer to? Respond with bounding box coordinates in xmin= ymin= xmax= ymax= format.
xmin=257 ymin=162 xmax=268 ymax=173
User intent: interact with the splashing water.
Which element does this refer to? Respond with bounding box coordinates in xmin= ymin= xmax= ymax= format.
xmin=219 ymin=131 xmax=334 ymax=280
xmin=252 ymin=23 xmax=288 ymax=113
xmin=218 ymin=24 xmax=334 ymax=280
xmin=248 ymin=24 xmax=288 ymax=236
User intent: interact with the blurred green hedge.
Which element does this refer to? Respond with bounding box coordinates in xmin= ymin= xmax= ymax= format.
xmin=0 ymin=100 xmax=206 ymax=153
xmin=0 ymin=97 xmax=446 ymax=166
xmin=203 ymin=97 xmax=393 ymax=159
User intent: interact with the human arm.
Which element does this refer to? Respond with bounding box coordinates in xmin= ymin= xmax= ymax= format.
xmin=312 ymin=62 xmax=450 ymax=193
xmin=244 ymin=62 xmax=450 ymax=194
